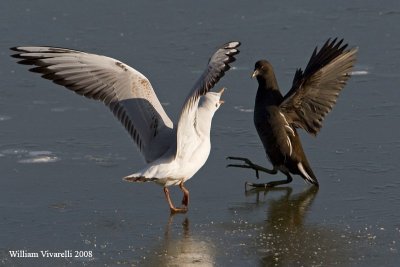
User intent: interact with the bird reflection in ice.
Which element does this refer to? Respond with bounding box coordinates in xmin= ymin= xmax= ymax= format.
xmin=232 ymin=186 xmax=368 ymax=266
xmin=143 ymin=216 xmax=215 ymax=267
xmin=247 ymin=186 xmax=319 ymax=228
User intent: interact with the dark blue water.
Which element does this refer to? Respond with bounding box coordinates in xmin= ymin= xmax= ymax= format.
xmin=1 ymin=0 xmax=400 ymax=266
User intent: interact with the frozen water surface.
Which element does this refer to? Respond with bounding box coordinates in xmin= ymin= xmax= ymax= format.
xmin=1 ymin=0 xmax=400 ymax=266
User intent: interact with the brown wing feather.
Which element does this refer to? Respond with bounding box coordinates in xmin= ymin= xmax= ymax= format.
xmin=280 ymin=38 xmax=357 ymax=135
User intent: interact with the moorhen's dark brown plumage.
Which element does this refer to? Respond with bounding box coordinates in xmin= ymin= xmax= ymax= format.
xmin=228 ymin=38 xmax=357 ymax=188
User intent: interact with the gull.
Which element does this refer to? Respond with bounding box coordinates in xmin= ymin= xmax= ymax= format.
xmin=227 ymin=38 xmax=357 ymax=188
xmin=11 ymin=41 xmax=240 ymax=213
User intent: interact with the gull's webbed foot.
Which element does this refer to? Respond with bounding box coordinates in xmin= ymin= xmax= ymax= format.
xmin=170 ymin=206 xmax=188 ymax=214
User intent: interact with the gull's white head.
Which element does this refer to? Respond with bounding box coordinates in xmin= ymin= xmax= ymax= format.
xmin=199 ymin=88 xmax=225 ymax=113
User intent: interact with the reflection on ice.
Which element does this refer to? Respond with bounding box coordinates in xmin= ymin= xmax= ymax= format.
xmin=143 ymin=217 xmax=215 ymax=267
xmin=226 ymin=187 xmax=375 ymax=266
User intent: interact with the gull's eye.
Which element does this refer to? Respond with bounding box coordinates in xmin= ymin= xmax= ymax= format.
xmin=215 ymin=103 xmax=218 ymax=107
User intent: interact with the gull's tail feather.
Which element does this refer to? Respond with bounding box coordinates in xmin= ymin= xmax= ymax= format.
xmin=123 ymin=176 xmax=158 ymax=183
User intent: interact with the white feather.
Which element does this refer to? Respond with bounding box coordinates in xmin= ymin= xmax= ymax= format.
xmin=297 ymin=162 xmax=313 ymax=183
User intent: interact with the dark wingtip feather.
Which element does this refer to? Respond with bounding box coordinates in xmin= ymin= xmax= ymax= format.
xmin=10 ymin=47 xmax=22 ymax=52
xmin=303 ymin=37 xmax=351 ymax=77
xmin=322 ymin=38 xmax=332 ymax=48
xmin=11 ymin=47 xmax=36 ymax=64
xmin=16 ymin=59 xmax=37 ymax=65
xmin=11 ymin=53 xmax=24 ymax=59
xmin=223 ymin=41 xmax=241 ymax=58
xmin=29 ymin=66 xmax=45 ymax=73
xmin=335 ymin=38 xmax=344 ymax=48
xmin=179 ymin=41 xmax=241 ymax=116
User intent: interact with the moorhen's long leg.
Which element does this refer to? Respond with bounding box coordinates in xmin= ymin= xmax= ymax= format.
xmin=227 ymin=157 xmax=277 ymax=178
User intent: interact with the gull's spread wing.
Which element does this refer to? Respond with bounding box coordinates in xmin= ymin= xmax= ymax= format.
xmin=11 ymin=46 xmax=174 ymax=163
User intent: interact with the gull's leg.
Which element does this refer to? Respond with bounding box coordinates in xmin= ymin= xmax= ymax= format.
xmin=163 ymin=187 xmax=188 ymax=214
xmin=164 ymin=187 xmax=177 ymax=213
xmin=179 ymin=181 xmax=190 ymax=208
xmin=246 ymin=172 xmax=293 ymax=188
xmin=226 ymin=156 xmax=277 ymax=178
